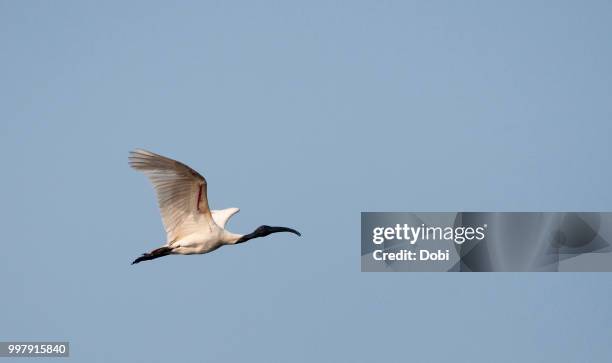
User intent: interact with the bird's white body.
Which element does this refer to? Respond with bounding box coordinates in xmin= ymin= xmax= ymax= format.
xmin=169 ymin=208 xmax=242 ymax=255
xmin=128 ymin=149 xmax=300 ymax=264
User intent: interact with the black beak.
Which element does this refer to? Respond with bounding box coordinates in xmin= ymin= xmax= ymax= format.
xmin=269 ymin=226 xmax=301 ymax=236
xmin=237 ymin=225 xmax=302 ymax=244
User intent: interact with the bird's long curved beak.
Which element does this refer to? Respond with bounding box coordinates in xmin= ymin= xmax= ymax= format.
xmin=270 ymin=226 xmax=301 ymax=236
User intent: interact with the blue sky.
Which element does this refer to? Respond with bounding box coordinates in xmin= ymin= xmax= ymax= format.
xmin=1 ymin=1 xmax=612 ymax=362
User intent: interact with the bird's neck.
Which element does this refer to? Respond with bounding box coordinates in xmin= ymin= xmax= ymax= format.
xmin=221 ymin=231 xmax=244 ymax=245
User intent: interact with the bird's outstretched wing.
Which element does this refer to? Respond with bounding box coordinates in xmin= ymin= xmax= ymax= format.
xmin=211 ymin=208 xmax=240 ymax=229
xmin=129 ymin=149 xmax=213 ymax=242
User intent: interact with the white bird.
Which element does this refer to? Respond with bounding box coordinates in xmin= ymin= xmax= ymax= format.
xmin=129 ymin=149 xmax=300 ymax=264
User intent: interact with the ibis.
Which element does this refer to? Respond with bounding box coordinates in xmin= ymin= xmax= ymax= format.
xmin=129 ymin=149 xmax=301 ymax=264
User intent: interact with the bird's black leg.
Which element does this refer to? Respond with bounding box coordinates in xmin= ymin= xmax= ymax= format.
xmin=132 ymin=246 xmax=172 ymax=265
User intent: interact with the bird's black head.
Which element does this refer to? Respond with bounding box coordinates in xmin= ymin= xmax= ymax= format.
xmin=236 ymin=225 xmax=301 ymax=243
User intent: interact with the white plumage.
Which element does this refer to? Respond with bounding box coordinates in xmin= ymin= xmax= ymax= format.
xmin=129 ymin=149 xmax=300 ymax=264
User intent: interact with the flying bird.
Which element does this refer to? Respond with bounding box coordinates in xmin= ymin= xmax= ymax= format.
xmin=129 ymin=149 xmax=301 ymax=264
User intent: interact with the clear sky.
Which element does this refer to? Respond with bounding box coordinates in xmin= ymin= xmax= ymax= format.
xmin=1 ymin=1 xmax=612 ymax=362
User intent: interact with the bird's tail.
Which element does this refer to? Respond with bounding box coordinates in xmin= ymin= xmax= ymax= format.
xmin=132 ymin=246 xmax=173 ymax=265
